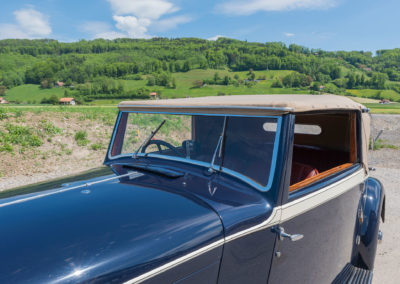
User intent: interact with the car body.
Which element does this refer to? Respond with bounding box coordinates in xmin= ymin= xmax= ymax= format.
xmin=0 ymin=95 xmax=384 ymax=283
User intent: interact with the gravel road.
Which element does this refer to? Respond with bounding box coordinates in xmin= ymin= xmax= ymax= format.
xmin=369 ymin=114 xmax=400 ymax=283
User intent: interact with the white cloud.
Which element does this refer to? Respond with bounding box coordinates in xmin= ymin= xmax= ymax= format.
xmin=208 ymin=35 xmax=226 ymax=41
xmin=107 ymin=0 xmax=178 ymax=19
xmin=217 ymin=0 xmax=337 ymax=15
xmin=153 ymin=15 xmax=192 ymax=32
xmin=113 ymin=15 xmax=151 ymax=38
xmin=14 ymin=8 xmax=51 ymax=36
xmin=0 ymin=7 xmax=51 ymax=39
xmin=284 ymin=32 xmax=295 ymax=37
xmin=100 ymin=0 xmax=190 ymax=38
xmin=82 ymin=21 xmax=126 ymax=39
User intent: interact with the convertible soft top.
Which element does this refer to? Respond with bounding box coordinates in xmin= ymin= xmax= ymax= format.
xmin=119 ymin=94 xmax=371 ymax=171
xmin=118 ymin=94 xmax=366 ymax=114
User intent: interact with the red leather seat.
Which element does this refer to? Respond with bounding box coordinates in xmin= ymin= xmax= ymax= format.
xmin=290 ymin=162 xmax=319 ymax=185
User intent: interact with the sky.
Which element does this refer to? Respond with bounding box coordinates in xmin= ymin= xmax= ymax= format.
xmin=0 ymin=0 xmax=399 ymax=52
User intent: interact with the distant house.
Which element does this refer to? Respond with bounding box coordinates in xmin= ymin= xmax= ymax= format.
xmin=0 ymin=97 xmax=9 ymax=104
xmin=319 ymin=85 xmax=325 ymax=90
xmin=56 ymin=81 xmax=65 ymax=87
xmin=59 ymin=97 xmax=76 ymax=105
xmin=363 ymin=67 xmax=372 ymax=72
xmin=149 ymin=92 xmax=158 ymax=99
xmin=379 ymin=99 xmax=390 ymax=104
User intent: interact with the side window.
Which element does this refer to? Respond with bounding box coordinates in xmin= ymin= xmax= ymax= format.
xmin=222 ymin=117 xmax=278 ymax=187
xmin=289 ymin=112 xmax=357 ymax=192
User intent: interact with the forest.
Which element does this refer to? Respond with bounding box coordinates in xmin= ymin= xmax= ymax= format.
xmin=1 ymin=37 xmax=400 ymax=103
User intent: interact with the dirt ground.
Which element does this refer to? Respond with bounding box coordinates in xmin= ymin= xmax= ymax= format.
xmin=0 ymin=113 xmax=398 ymax=281
xmin=368 ymin=114 xmax=400 ymax=283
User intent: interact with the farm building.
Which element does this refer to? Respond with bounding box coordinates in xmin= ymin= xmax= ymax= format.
xmin=149 ymin=92 xmax=158 ymax=99
xmin=0 ymin=97 xmax=9 ymax=104
xmin=59 ymin=97 xmax=76 ymax=105
xmin=56 ymin=81 xmax=65 ymax=87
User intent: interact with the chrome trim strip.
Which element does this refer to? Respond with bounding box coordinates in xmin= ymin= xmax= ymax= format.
xmin=225 ymin=207 xmax=281 ymax=243
xmin=123 ymin=239 xmax=225 ymax=284
xmin=0 ymin=172 xmax=142 ymax=208
xmin=281 ymin=168 xmax=366 ymax=222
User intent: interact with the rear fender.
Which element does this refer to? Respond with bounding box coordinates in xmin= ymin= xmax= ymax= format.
xmin=353 ymin=177 xmax=385 ymax=270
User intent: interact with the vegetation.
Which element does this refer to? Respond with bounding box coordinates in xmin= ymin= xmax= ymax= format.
xmin=74 ymin=130 xmax=89 ymax=146
xmin=372 ymin=139 xmax=399 ymax=150
xmin=0 ymin=38 xmax=400 ymax=104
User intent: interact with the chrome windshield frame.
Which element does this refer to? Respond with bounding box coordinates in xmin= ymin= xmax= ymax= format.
xmin=107 ymin=110 xmax=282 ymax=193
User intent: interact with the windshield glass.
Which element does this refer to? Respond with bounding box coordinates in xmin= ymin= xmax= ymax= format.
xmin=110 ymin=112 xmax=280 ymax=188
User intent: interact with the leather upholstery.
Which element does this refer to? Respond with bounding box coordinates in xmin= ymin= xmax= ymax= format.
xmin=290 ymin=162 xmax=319 ymax=185
xmin=292 ymin=144 xmax=349 ymax=172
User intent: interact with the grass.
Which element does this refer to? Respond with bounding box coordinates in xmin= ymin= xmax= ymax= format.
xmin=372 ymin=139 xmax=399 ymax=150
xmin=347 ymin=89 xmax=400 ymax=102
xmin=75 ymin=130 xmax=89 ymax=146
xmin=0 ymin=123 xmax=43 ymax=153
xmin=364 ymin=103 xmax=400 ymax=114
xmin=5 ymin=84 xmax=66 ymax=104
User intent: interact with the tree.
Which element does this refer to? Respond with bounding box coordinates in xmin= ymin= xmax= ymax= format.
xmin=192 ymin=80 xmax=203 ymax=88
xmin=182 ymin=60 xmax=191 ymax=72
xmin=370 ymin=73 xmax=388 ymax=89
xmin=271 ymin=80 xmax=283 ymax=88
xmin=213 ymin=72 xmax=220 ymax=83
xmin=0 ymin=85 xmax=7 ymax=95
xmin=40 ymin=79 xmax=53 ymax=89
xmin=346 ymin=73 xmax=356 ymax=89
xmin=223 ymin=76 xmax=230 ymax=85
xmin=147 ymin=76 xmax=155 ymax=86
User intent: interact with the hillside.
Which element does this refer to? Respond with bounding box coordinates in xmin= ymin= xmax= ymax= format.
xmin=0 ymin=38 xmax=400 ymax=103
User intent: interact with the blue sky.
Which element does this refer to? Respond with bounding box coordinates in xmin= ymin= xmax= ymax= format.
xmin=0 ymin=0 xmax=398 ymax=52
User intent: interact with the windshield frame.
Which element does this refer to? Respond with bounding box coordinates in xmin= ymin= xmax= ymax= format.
xmin=106 ymin=110 xmax=282 ymax=192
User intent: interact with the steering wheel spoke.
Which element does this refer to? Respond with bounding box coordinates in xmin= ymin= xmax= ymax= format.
xmin=142 ymin=140 xmax=184 ymax=157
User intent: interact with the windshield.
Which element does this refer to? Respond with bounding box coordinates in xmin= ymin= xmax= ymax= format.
xmin=109 ymin=112 xmax=280 ymax=189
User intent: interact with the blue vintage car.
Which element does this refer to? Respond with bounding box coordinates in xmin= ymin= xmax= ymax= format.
xmin=0 ymin=95 xmax=384 ymax=283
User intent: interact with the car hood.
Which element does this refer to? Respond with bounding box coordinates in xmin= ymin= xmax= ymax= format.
xmin=0 ymin=167 xmax=223 ymax=283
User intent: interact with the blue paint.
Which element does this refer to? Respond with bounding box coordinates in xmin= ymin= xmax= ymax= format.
xmin=354 ymin=177 xmax=385 ymax=270
xmin=0 ymin=169 xmax=223 ymax=283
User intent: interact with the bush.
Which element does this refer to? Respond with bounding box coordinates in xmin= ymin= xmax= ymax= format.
xmin=90 ymin=143 xmax=104 ymax=151
xmin=0 ymin=109 xmax=9 ymax=120
xmin=75 ymin=130 xmax=89 ymax=146
xmin=0 ymin=123 xmax=43 ymax=150
xmin=271 ymin=79 xmax=283 ymax=88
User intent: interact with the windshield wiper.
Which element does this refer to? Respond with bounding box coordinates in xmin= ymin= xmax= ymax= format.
xmin=206 ymin=117 xmax=227 ymax=175
xmin=123 ymin=164 xmax=184 ymax=178
xmin=133 ymin=120 xmax=166 ymax=158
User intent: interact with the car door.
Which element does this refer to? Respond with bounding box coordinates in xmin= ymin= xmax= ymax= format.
xmin=268 ymin=165 xmax=365 ymax=283
xmin=268 ymin=112 xmax=367 ymax=283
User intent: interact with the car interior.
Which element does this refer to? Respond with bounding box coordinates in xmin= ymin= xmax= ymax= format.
xmin=289 ymin=112 xmax=358 ymax=192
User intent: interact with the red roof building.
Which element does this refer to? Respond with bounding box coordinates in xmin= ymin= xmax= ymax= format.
xmin=59 ymin=97 xmax=75 ymax=105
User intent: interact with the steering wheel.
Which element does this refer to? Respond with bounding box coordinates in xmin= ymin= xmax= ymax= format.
xmin=141 ymin=140 xmax=184 ymax=157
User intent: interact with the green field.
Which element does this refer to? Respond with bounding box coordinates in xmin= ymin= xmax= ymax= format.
xmin=5 ymin=84 xmax=65 ymax=103
xmin=347 ymin=89 xmax=400 ymax=102
xmin=3 ymin=69 xmax=400 ymax=115
xmin=3 ymin=69 xmax=308 ymax=104
xmin=364 ymin=103 xmax=400 ymax=114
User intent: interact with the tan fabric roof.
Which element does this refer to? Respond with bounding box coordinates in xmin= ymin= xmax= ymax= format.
xmin=119 ymin=94 xmax=370 ymax=173
xmin=119 ymin=94 xmax=366 ymax=114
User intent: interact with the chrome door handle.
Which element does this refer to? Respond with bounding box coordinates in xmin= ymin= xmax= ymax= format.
xmin=274 ymin=226 xmax=304 ymax=242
